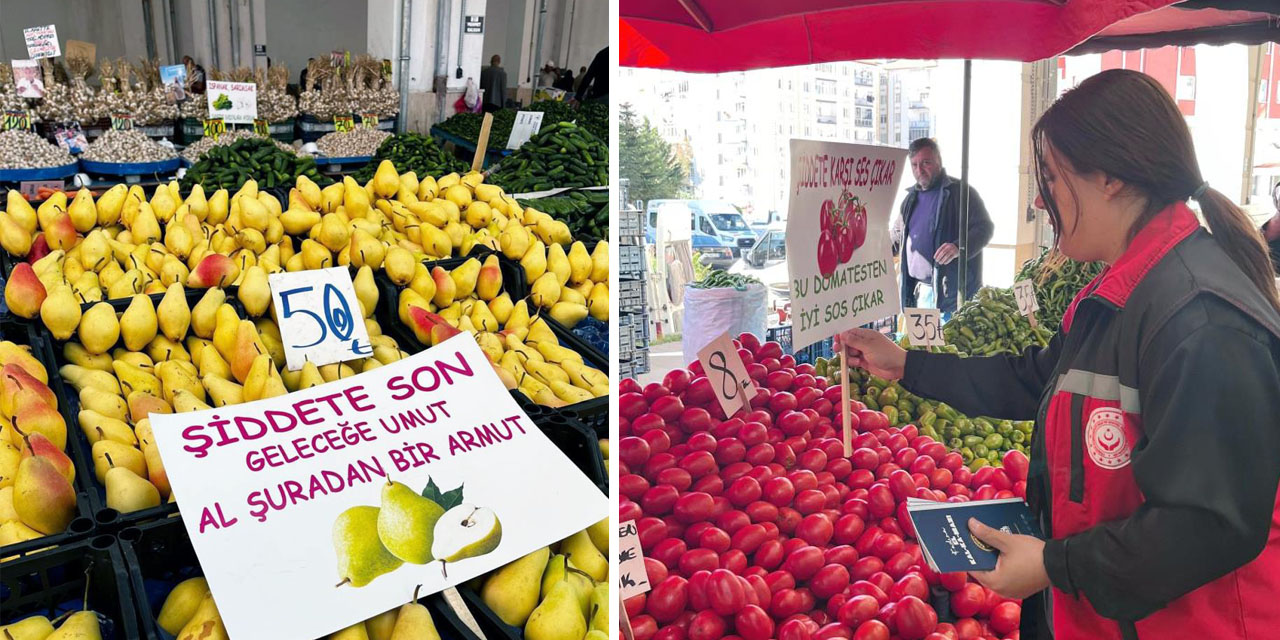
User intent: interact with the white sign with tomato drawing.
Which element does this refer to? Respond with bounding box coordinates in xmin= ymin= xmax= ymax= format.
xmin=785 ymin=140 xmax=906 ymax=350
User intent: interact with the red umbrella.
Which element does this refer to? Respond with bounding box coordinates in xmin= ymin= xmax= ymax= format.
xmin=620 ymin=0 xmax=1180 ymax=73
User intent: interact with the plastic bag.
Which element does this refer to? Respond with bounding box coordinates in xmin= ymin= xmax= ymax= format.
xmin=682 ymin=283 xmax=768 ymax=365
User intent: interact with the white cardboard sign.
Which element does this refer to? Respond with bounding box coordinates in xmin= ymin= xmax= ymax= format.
xmin=148 ymin=334 xmax=609 ymax=640
xmin=695 ymin=332 xmax=754 ymax=417
xmin=23 ymin=25 xmax=59 ymax=59
xmin=785 ymin=140 xmax=905 ymax=349
xmin=268 ymin=267 xmax=373 ymax=371
xmin=1013 ymin=279 xmax=1040 ymax=317
xmin=506 ymin=111 xmax=545 ymax=150
xmin=618 ymin=520 xmax=652 ymax=600
xmin=206 ymin=80 xmax=258 ymax=124
xmin=903 ymin=308 xmax=945 ymax=347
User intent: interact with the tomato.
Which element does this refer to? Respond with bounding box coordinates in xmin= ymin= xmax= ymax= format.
xmin=817 ymin=230 xmax=839 ymax=276
xmin=735 ymin=605 xmax=775 ymax=640
xmin=952 ymin=618 xmax=984 ymax=640
xmin=989 ymin=601 xmax=1021 ymax=635
xmin=783 ymin=545 xmax=825 ymax=580
xmin=890 ymin=573 xmax=929 ymax=603
xmin=647 ymin=576 xmax=689 ymax=623
xmin=809 ymin=563 xmax=852 ymax=599
xmin=950 ymin=583 xmax=986 ymax=618
xmin=852 ymin=619 xmax=890 ymax=640
xmin=632 ymin=615 xmax=659 ymax=640
xmin=688 ymin=610 xmax=728 ymax=640
xmin=939 ymin=571 xmax=968 ymax=592
xmin=770 ymin=588 xmax=809 ymax=619
xmin=1002 ymin=449 xmax=1029 ymax=483
xmin=894 ymin=595 xmax=938 ymax=640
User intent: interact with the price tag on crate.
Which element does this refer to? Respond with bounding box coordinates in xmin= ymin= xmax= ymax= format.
xmin=696 ymin=332 xmax=755 ymax=417
xmin=110 ymin=112 xmax=134 ymax=131
xmin=203 ymin=117 xmax=225 ymax=140
xmin=267 ymin=267 xmax=373 ymax=371
xmin=506 ymin=110 xmax=545 ymax=150
xmin=19 ymin=180 xmax=62 ymax=200
xmin=333 ymin=114 xmax=355 ymax=132
xmin=253 ymin=118 xmax=269 ymax=136
xmin=360 ymin=112 xmax=378 ymax=129
xmin=2 ymin=110 xmax=31 ymax=132
xmin=618 ymin=519 xmax=652 ymax=600
xmin=903 ymin=308 xmax=945 ymax=347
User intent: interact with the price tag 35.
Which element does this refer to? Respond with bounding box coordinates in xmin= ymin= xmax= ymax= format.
xmin=696 ymin=332 xmax=755 ymax=417
xmin=903 ymin=308 xmax=945 ymax=347
xmin=267 ymin=267 xmax=373 ymax=371
xmin=1013 ymin=279 xmax=1040 ymax=317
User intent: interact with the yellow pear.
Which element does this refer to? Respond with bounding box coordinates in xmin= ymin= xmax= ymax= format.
xmin=41 ymin=284 xmax=82 ymax=340
xmin=79 ymin=302 xmax=121 ymax=355
xmin=158 ymin=283 xmax=192 ymax=340
xmin=121 ymin=294 xmax=160 ymax=351
xmin=238 ymin=266 xmax=271 ymax=317
xmin=354 ymin=266 xmax=379 ymax=318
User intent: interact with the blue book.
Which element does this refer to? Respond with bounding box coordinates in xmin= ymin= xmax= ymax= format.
xmin=906 ymin=497 xmax=1043 ymax=573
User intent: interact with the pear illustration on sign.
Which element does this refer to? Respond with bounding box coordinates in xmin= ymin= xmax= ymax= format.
xmin=333 ymin=476 xmax=502 ymax=587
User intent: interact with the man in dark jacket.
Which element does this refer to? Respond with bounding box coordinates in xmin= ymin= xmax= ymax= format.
xmin=891 ymin=138 xmax=994 ymax=313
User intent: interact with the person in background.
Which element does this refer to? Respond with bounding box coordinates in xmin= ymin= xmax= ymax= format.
xmin=890 ymin=137 xmax=993 ymax=315
xmin=840 ymin=68 xmax=1280 ymax=640
xmin=539 ymin=61 xmax=559 ymax=88
xmin=1263 ymin=181 xmax=1280 ymax=273
xmin=553 ymin=68 xmax=575 ymax=92
xmin=574 ymin=65 xmax=588 ymax=92
xmin=183 ymin=55 xmax=206 ymax=94
xmin=574 ymin=47 xmax=608 ymax=103
xmin=480 ymin=54 xmax=507 ymax=112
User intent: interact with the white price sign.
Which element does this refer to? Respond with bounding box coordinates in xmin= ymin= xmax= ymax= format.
xmin=147 ymin=334 xmax=609 ymax=639
xmin=268 ymin=267 xmax=373 ymax=371
xmin=618 ymin=520 xmax=652 ymax=600
xmin=903 ymin=308 xmax=945 ymax=347
xmin=1013 ymin=279 xmax=1040 ymax=317
xmin=696 ymin=332 xmax=755 ymax=417
xmin=506 ymin=111 xmax=545 ymax=150
xmin=206 ymin=80 xmax=258 ymax=124
xmin=23 ymin=25 xmax=60 ymax=59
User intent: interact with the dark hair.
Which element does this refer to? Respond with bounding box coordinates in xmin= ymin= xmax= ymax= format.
xmin=1033 ymin=69 xmax=1280 ymax=313
xmin=908 ymin=138 xmax=939 ymax=157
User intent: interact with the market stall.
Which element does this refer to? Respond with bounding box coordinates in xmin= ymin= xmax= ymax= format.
xmin=0 ymin=129 xmax=612 ymax=640
xmin=618 ymin=2 xmax=1279 ymax=640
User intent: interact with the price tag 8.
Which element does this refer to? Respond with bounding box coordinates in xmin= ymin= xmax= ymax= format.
xmin=360 ymin=113 xmax=379 ymax=129
xmin=267 ymin=267 xmax=373 ymax=371
xmin=203 ymin=118 xmax=225 ymax=140
xmin=696 ymin=332 xmax=755 ymax=417
xmin=903 ymin=308 xmax=945 ymax=347
xmin=253 ymin=118 xmax=269 ymax=136
xmin=618 ymin=520 xmax=652 ymax=600
xmin=1013 ymin=279 xmax=1040 ymax=317
xmin=506 ymin=110 xmax=545 ymax=150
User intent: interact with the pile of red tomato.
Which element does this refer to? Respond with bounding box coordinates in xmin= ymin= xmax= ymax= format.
xmin=816 ymin=190 xmax=869 ymax=277
xmin=619 ymin=334 xmax=1029 ymax=640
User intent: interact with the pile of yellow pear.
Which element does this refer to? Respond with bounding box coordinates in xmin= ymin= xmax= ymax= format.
xmin=2 ymin=161 xmax=608 ymax=342
xmin=157 ymin=575 xmax=449 ymax=640
xmin=0 ymin=607 xmax=104 ymax=639
xmin=0 ymin=342 xmax=80 ymax=551
xmin=477 ymin=518 xmax=609 ymax=640
xmin=55 ymin=283 xmax=411 ymax=515
xmin=389 ymin=256 xmax=608 ymax=408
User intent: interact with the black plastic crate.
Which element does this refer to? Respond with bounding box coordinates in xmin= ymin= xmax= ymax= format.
xmin=0 ymin=533 xmax=140 ymax=639
xmin=0 ymin=323 xmax=98 ymax=560
xmin=46 ymin=286 xmax=249 ymax=529
xmin=540 ymin=315 xmax=608 ymax=438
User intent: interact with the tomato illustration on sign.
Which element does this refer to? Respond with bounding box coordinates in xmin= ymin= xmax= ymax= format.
xmin=815 ymin=189 xmax=869 ymax=276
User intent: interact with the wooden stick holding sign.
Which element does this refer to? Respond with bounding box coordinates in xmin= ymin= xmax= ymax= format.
xmin=841 ymin=341 xmax=853 ymax=457
xmin=440 ymin=586 xmax=488 ymax=640
xmin=471 ymin=112 xmax=494 ymax=173
xmin=696 ymin=332 xmax=754 ymax=418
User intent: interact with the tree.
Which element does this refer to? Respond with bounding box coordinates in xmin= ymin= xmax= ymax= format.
xmin=619 ymin=103 xmax=691 ymax=205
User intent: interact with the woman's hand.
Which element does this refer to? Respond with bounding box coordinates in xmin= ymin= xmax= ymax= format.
xmin=833 ymin=328 xmax=908 ymax=380
xmin=968 ymin=518 xmax=1051 ymax=599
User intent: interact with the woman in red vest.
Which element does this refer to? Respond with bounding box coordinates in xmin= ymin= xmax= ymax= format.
xmin=839 ymin=69 xmax=1280 ymax=639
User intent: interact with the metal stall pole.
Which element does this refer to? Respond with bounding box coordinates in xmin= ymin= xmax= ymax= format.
xmin=958 ymin=59 xmax=972 ymax=305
